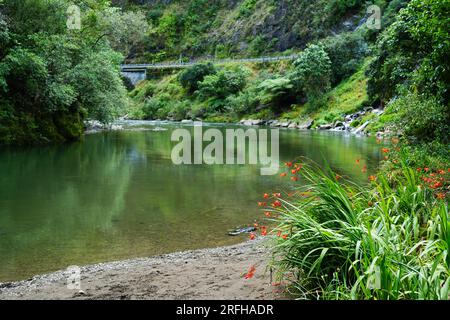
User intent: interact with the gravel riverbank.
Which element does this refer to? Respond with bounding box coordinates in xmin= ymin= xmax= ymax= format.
xmin=0 ymin=239 xmax=288 ymax=300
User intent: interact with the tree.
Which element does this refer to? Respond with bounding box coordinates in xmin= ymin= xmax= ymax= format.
xmin=97 ymin=8 xmax=149 ymax=59
xmin=178 ymin=63 xmax=216 ymax=93
xmin=291 ymin=44 xmax=332 ymax=101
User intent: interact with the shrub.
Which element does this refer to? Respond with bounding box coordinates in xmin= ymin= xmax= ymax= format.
xmin=258 ymin=77 xmax=295 ymax=110
xmin=387 ymin=93 xmax=449 ymax=143
xmin=178 ymin=63 xmax=216 ymax=93
xmin=320 ymin=32 xmax=368 ymax=84
xmin=197 ymin=66 xmax=249 ymax=100
xmin=291 ymin=44 xmax=332 ymax=101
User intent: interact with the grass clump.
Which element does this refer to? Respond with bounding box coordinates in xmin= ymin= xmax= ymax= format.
xmin=270 ymin=157 xmax=449 ymax=300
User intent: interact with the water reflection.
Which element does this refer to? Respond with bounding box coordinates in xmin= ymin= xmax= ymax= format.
xmin=0 ymin=122 xmax=382 ymax=281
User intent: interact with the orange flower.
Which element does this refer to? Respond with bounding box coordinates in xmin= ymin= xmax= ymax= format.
xmin=264 ymin=211 xmax=271 ymax=217
xmin=258 ymin=202 xmax=266 ymax=207
xmin=263 ymin=193 xmax=269 ymax=199
xmin=336 ymin=174 xmax=341 ymax=181
xmin=291 ymin=176 xmax=298 ymax=182
xmin=285 ymin=162 xmax=293 ymax=168
xmin=368 ymin=201 xmax=373 ymax=207
xmin=355 ymin=159 xmax=360 ymax=165
xmin=244 ymin=265 xmax=256 ymax=279
xmin=369 ymin=175 xmax=377 ymax=182
xmin=249 ymin=233 xmax=256 ymax=240
xmin=281 ymin=234 xmax=288 ymax=240
xmin=280 ymin=173 xmax=287 ymax=177
xmin=253 ymin=223 xmax=259 ymax=228
xmin=436 ymin=193 xmax=445 ymax=200
xmin=361 ymin=165 xmax=367 ymax=173
xmin=424 ymin=167 xmax=429 ymax=172
xmin=417 ymin=168 xmax=422 ymax=172
xmin=272 ymin=200 xmax=282 ymax=208
xmin=384 ymin=156 xmax=389 ymax=160
xmin=382 ymin=148 xmax=390 ymax=153
xmin=273 ymin=192 xmax=281 ymax=198
xmin=261 ymin=227 xmax=267 ymax=236
xmin=276 ymin=231 xmax=282 ymax=237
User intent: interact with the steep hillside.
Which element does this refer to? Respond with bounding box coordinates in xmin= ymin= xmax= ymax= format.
xmin=119 ymin=0 xmax=368 ymax=62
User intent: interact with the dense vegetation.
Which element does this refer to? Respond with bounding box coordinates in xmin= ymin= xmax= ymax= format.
xmin=0 ymin=0 xmax=448 ymax=300
xmin=264 ymin=156 xmax=449 ymax=299
xmin=0 ymin=0 xmax=138 ymax=145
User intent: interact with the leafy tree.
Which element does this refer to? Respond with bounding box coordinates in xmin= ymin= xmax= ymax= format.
xmin=320 ymin=32 xmax=368 ymax=84
xmin=0 ymin=0 xmax=129 ymax=145
xmin=97 ymin=8 xmax=149 ymax=59
xmin=178 ymin=63 xmax=216 ymax=93
xmin=291 ymin=44 xmax=332 ymax=101
xmin=367 ymin=0 xmax=450 ymax=105
xmin=198 ymin=66 xmax=248 ymax=100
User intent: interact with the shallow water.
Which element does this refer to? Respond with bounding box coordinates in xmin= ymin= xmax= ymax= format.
xmin=0 ymin=121 xmax=382 ymax=281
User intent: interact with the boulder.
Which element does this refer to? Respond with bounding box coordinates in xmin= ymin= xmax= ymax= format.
xmin=181 ymin=119 xmax=194 ymax=124
xmin=298 ymin=119 xmax=314 ymax=130
xmin=318 ymin=124 xmax=333 ymax=130
xmin=288 ymin=122 xmax=297 ymax=129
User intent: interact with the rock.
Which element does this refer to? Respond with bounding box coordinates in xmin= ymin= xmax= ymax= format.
xmin=181 ymin=119 xmax=193 ymax=124
xmin=270 ymin=120 xmax=280 ymax=127
xmin=84 ymin=120 xmax=104 ymax=131
xmin=372 ymin=109 xmax=384 ymax=115
xmin=288 ymin=122 xmax=297 ymax=129
xmin=353 ymin=121 xmax=370 ymax=135
xmin=110 ymin=124 xmax=123 ymax=131
xmin=280 ymin=121 xmax=291 ymax=128
xmin=318 ymin=124 xmax=333 ymax=130
xmin=251 ymin=119 xmax=263 ymax=126
xmin=334 ymin=121 xmax=345 ymax=128
xmin=228 ymin=226 xmax=257 ymax=236
xmin=298 ymin=119 xmax=314 ymax=130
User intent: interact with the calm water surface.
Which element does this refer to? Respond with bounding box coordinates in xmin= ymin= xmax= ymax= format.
xmin=0 ymin=121 xmax=382 ymax=281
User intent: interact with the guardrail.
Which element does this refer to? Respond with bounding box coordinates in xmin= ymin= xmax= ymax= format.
xmin=120 ymin=54 xmax=299 ymax=71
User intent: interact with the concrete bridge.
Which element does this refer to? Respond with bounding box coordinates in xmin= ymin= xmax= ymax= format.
xmin=121 ymin=54 xmax=299 ymax=85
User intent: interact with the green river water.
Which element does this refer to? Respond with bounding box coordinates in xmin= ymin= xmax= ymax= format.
xmin=0 ymin=121 xmax=382 ymax=282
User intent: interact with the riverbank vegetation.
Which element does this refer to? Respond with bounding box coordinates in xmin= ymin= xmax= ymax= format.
xmin=264 ymin=155 xmax=449 ymax=299
xmin=0 ymin=0 xmax=139 ymax=145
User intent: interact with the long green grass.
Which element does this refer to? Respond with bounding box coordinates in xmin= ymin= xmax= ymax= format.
xmin=270 ymin=159 xmax=449 ymax=300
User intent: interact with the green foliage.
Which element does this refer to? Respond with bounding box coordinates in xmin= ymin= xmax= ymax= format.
xmin=178 ymin=63 xmax=216 ymax=93
xmin=197 ymin=66 xmax=249 ymax=100
xmin=0 ymin=0 xmax=128 ymax=145
xmin=386 ymin=93 xmax=449 ymax=143
xmin=97 ymin=8 xmax=149 ymax=58
xmin=320 ymin=32 xmax=368 ymax=84
xmin=271 ymin=159 xmax=450 ymax=299
xmin=258 ymin=77 xmax=294 ymax=110
xmin=238 ymin=0 xmax=258 ymax=18
xmin=367 ymin=0 xmax=450 ymax=104
xmin=292 ymin=44 xmax=332 ymax=102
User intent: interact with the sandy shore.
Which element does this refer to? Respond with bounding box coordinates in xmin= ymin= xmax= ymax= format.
xmin=0 ymin=239 xmax=288 ymax=300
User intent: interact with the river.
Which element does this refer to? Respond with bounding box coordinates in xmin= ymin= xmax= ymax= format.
xmin=0 ymin=121 xmax=382 ymax=281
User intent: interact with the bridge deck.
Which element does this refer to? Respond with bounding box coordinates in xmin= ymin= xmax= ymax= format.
xmin=120 ymin=54 xmax=299 ymax=71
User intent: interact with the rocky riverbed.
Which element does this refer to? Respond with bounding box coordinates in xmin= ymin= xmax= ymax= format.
xmin=238 ymin=107 xmax=386 ymax=136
